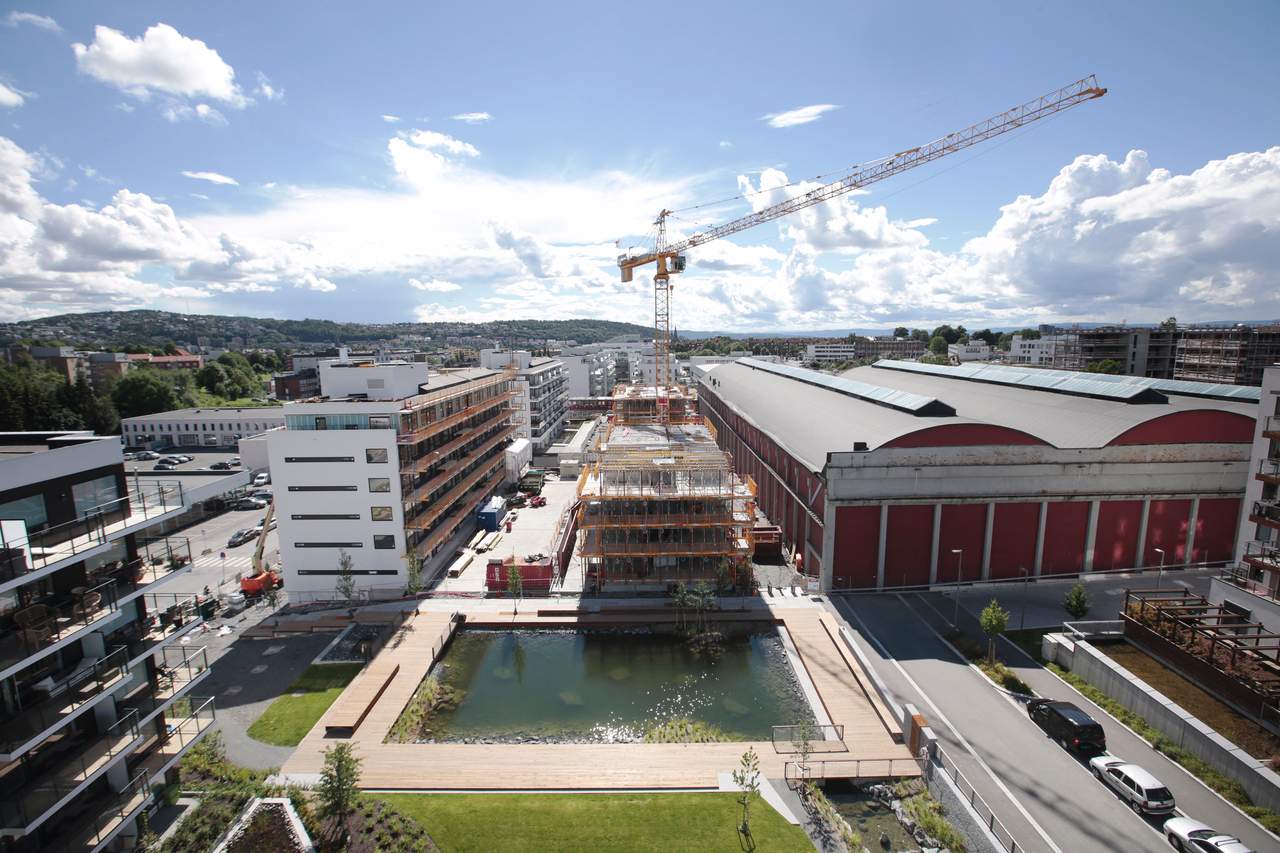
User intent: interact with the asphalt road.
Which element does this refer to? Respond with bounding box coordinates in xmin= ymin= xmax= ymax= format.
xmin=832 ymin=593 xmax=1172 ymax=853
xmin=166 ymin=503 xmax=279 ymax=597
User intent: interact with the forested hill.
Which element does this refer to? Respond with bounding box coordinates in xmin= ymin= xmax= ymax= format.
xmin=1 ymin=310 xmax=653 ymax=349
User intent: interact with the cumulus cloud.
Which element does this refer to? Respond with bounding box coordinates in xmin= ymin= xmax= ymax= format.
xmin=254 ymin=72 xmax=283 ymax=102
xmin=762 ymin=104 xmax=838 ymax=128
xmin=182 ymin=170 xmax=238 ymax=186
xmin=0 ymin=82 xmax=26 ymax=109
xmin=409 ymin=277 xmax=463 ymax=292
xmin=5 ymin=11 xmax=60 ymax=33
xmin=162 ymin=103 xmax=226 ymax=125
xmin=73 ymin=24 xmax=245 ymax=104
xmin=452 ymin=112 xmax=492 ymax=124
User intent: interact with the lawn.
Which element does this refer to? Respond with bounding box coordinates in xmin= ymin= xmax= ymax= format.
xmin=378 ymin=792 xmax=813 ymax=853
xmin=246 ymin=663 xmax=363 ymax=747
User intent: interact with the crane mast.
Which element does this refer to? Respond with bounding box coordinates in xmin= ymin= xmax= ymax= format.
xmin=619 ymin=75 xmax=1106 ymax=424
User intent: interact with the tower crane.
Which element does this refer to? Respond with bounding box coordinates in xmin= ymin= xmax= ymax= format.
xmin=617 ymin=75 xmax=1107 ymax=424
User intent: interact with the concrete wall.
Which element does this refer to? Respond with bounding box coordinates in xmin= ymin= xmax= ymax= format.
xmin=1043 ymin=633 xmax=1280 ymax=812
xmin=1209 ymin=576 xmax=1280 ymax=638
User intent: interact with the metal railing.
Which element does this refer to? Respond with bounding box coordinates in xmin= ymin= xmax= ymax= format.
xmin=49 ymin=770 xmax=152 ymax=853
xmin=0 ymin=645 xmax=130 ymax=755
xmin=1220 ymin=564 xmax=1280 ymax=604
xmin=782 ymin=755 xmax=918 ymax=781
xmin=771 ymin=723 xmax=846 ymax=753
xmin=1259 ymin=458 xmax=1280 ymax=478
xmin=929 ymin=744 xmax=1024 ymax=853
xmin=1241 ymin=540 xmax=1280 ymax=571
xmin=0 ymin=708 xmax=140 ymax=830
xmin=3 ymin=577 xmax=121 ymax=667
xmin=1265 ymin=415 xmax=1280 ymax=434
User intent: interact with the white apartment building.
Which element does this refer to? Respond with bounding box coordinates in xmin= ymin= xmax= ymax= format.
xmin=948 ymin=341 xmax=994 ymax=363
xmin=479 ymin=350 xmax=568 ymax=453
xmin=1008 ymin=334 xmax=1063 ymax=366
xmin=269 ymin=359 xmax=515 ymax=597
xmin=804 ymin=339 xmax=926 ymax=362
xmin=560 ymin=351 xmax=617 ymax=398
xmin=121 ymin=407 xmax=287 ymax=450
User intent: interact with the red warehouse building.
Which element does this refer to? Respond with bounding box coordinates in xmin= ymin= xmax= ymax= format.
xmin=698 ymin=359 xmax=1258 ymax=591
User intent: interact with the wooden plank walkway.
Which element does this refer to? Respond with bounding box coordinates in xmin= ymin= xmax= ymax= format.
xmin=279 ymin=603 xmax=917 ymax=789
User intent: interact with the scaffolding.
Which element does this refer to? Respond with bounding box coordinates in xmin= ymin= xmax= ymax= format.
xmin=575 ymin=383 xmax=755 ymax=589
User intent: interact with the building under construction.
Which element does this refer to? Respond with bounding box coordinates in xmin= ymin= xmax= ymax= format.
xmin=1049 ymin=324 xmax=1280 ymax=387
xmin=575 ymin=384 xmax=755 ymax=590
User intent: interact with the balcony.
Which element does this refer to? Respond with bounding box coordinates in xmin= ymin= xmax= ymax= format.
xmin=0 ymin=709 xmax=142 ymax=833
xmin=40 ymin=771 xmax=151 ymax=853
xmin=116 ymin=645 xmax=210 ymax=728
xmin=406 ymin=426 xmax=515 ymax=503
xmin=1250 ymin=500 xmax=1280 ymax=532
xmin=109 ymin=593 xmax=204 ymax=668
xmin=0 ymin=578 xmax=122 ymax=677
xmin=1265 ymin=416 xmax=1280 ymax=440
xmin=1242 ymin=540 xmax=1280 ymax=574
xmin=1220 ymin=565 xmax=1280 ymax=606
xmin=405 ymin=456 xmax=505 ymax=531
xmin=1257 ymin=459 xmax=1280 ymax=485
xmin=0 ymin=484 xmax=186 ymax=589
xmin=579 ymin=531 xmax=747 ymax=558
xmin=131 ymin=695 xmax=216 ymax=781
xmin=414 ymin=467 xmax=506 ymax=558
xmin=0 ymin=646 xmax=131 ymax=760
xmin=397 ymin=390 xmax=517 ymax=445
xmin=578 ymin=510 xmax=750 ymax=529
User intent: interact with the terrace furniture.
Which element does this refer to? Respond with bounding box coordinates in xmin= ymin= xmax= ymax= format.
xmin=14 ymin=604 xmax=50 ymax=631
xmin=74 ymin=592 xmax=102 ymax=620
xmin=19 ymin=626 xmax=52 ymax=649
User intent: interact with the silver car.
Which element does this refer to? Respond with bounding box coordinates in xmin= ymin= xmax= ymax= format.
xmin=1162 ymin=817 xmax=1254 ymax=853
xmin=1088 ymin=756 xmax=1176 ymax=815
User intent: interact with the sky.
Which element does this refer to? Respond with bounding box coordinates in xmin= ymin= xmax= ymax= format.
xmin=1 ymin=1 xmax=1278 ymax=333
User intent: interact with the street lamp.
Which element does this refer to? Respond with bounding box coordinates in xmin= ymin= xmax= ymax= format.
xmin=951 ymin=549 xmax=964 ymax=628
xmin=1018 ymin=567 xmax=1029 ymax=630
xmin=1154 ymin=548 xmax=1166 ymax=590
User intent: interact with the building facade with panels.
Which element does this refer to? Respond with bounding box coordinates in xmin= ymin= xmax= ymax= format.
xmin=269 ymin=361 xmax=515 ymax=597
xmin=121 ymin=407 xmax=287 ymax=450
xmin=698 ymin=359 xmax=1257 ymax=591
xmin=0 ymin=432 xmax=216 ymax=852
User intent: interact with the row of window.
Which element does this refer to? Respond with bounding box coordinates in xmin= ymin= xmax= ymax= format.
xmin=124 ymin=421 xmax=273 ymax=433
xmin=287 ymin=478 xmax=391 ymax=493
xmin=296 ymin=536 xmax=396 ymax=550
xmin=291 ymin=508 xmax=394 ymax=521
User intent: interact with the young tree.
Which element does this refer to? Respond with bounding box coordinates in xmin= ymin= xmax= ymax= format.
xmin=979 ymin=598 xmax=1010 ymax=665
xmin=790 ymin=718 xmax=816 ymax=778
xmin=892 ymin=326 xmax=910 ymax=339
xmin=317 ymin=742 xmax=362 ymax=842
xmin=110 ymin=370 xmax=181 ymax=419
xmin=404 ymin=549 xmax=424 ymax=596
xmin=733 ymin=746 xmax=760 ymax=850
xmin=335 ymin=548 xmax=356 ymax=603
xmin=507 ymin=563 xmax=523 ymax=613
xmin=1063 ymin=582 xmax=1091 ymax=620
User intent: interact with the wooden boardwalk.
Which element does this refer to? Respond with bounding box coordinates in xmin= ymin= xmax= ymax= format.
xmin=279 ymin=604 xmax=918 ymax=789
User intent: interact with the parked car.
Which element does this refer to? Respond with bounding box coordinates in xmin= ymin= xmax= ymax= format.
xmin=177 ymin=454 xmax=193 ymax=463
xmin=1027 ymin=699 xmax=1107 ymax=754
xmin=208 ymin=461 xmax=233 ymax=470
xmin=135 ymin=450 xmax=160 ymax=460
xmin=154 ymin=462 xmax=177 ymax=471
xmin=250 ymin=489 xmax=273 ymax=502
xmin=158 ymin=456 xmax=183 ymax=466
xmin=235 ymin=497 xmax=267 ymax=510
xmin=122 ymin=451 xmax=136 ymax=461
xmin=1089 ymin=756 xmax=1176 ymax=815
xmin=229 ymin=457 xmax=241 ymax=466
xmin=228 ymin=528 xmax=258 ymax=547
xmin=253 ymin=472 xmax=270 ymax=487
xmin=254 ymin=518 xmax=278 ymax=533
xmin=1162 ymin=817 xmax=1254 ymax=852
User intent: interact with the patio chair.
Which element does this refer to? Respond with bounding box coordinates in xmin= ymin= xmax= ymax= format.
xmin=14 ymin=604 xmax=51 ymax=630
xmin=74 ymin=592 xmax=102 ymax=619
xmin=19 ymin=625 xmax=52 ymax=649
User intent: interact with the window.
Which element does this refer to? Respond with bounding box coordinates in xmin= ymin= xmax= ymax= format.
xmin=72 ymin=475 xmax=120 ymax=518
xmin=287 ymin=485 xmax=358 ymax=492
xmin=294 ymin=542 xmax=363 ymax=548
xmin=371 ymin=506 xmax=393 ymax=522
xmin=315 ymin=417 xmax=328 ymax=430
xmin=365 ymin=448 xmax=389 ymax=464
xmin=0 ymin=494 xmax=48 ymax=530
xmin=369 ymin=415 xmax=392 ymax=429
xmin=291 ymin=513 xmax=361 ymax=520
xmin=283 ymin=456 xmax=355 ymax=463
xmin=368 ymin=478 xmax=390 ymax=493
xmin=373 ymin=534 xmax=396 ymax=550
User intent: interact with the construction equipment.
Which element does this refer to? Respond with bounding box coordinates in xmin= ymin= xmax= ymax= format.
xmin=617 ymin=76 xmax=1107 ymax=423
xmin=242 ymin=502 xmax=282 ymax=597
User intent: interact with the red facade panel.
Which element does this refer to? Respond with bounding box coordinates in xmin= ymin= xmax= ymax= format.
xmin=989 ymin=503 xmax=1039 ymax=580
xmin=1144 ymin=499 xmax=1192 ymax=566
xmin=937 ymin=504 xmax=985 ymax=582
xmin=1041 ymin=502 xmax=1090 ymax=575
xmin=1109 ymin=410 xmax=1255 ymax=445
xmin=883 ymin=424 xmax=1048 ymax=449
xmin=833 ymin=506 xmax=880 ymax=589
xmin=1093 ymin=500 xmax=1142 ymax=570
xmin=1192 ymin=498 xmax=1240 ymax=565
xmin=884 ymin=505 xmax=933 ymax=587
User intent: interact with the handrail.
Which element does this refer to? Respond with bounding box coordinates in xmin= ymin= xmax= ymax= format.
xmin=0 ymin=645 xmax=131 ymax=754
xmin=929 ymin=744 xmax=1025 ymax=853
xmin=398 ymin=389 xmax=517 ymax=445
xmin=4 ymin=577 xmax=121 ymax=664
xmin=407 ymin=426 xmax=516 ymax=501
xmin=405 ymin=457 xmax=505 ymax=531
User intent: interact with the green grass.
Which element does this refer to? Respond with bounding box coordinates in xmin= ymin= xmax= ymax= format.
xmin=246 ymin=663 xmax=363 ymax=747
xmin=376 ymin=792 xmax=813 ymax=853
xmin=191 ymin=388 xmax=282 ymax=408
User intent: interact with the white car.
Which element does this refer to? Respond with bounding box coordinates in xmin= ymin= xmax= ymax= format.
xmin=253 ymin=472 xmax=270 ymax=487
xmin=1089 ymin=756 xmax=1176 ymax=815
xmin=1162 ymin=817 xmax=1254 ymax=853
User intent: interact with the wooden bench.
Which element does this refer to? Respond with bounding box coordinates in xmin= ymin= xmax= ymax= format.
xmin=324 ymin=663 xmax=399 ymax=738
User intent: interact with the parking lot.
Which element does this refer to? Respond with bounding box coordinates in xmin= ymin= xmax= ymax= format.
xmin=124 ymin=448 xmax=251 ymax=475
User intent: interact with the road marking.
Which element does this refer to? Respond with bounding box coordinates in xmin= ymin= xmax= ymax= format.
xmin=837 ymin=599 xmax=1064 ymax=853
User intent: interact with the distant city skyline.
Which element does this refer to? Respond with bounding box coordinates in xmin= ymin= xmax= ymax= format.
xmin=1 ymin=2 xmax=1278 ymax=331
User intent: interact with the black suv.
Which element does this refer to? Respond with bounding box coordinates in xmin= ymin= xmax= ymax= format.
xmin=1027 ymin=699 xmax=1106 ymax=755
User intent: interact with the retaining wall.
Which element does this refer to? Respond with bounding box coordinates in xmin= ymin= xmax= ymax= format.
xmin=1043 ymin=632 xmax=1280 ymax=812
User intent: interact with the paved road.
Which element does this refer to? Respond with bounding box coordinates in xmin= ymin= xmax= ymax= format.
xmin=832 ymin=594 xmax=1172 ymax=853
xmin=913 ymin=589 xmax=1278 ymax=853
xmin=165 ymin=505 xmax=279 ymax=597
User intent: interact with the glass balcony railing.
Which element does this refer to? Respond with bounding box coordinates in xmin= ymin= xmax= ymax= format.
xmin=1265 ymin=416 xmax=1280 ymax=434
xmin=0 ymin=577 xmax=122 ymax=673
xmin=0 ymin=645 xmax=130 ymax=756
xmin=1259 ymin=459 xmax=1280 ymax=478
xmin=116 ymin=646 xmax=210 ymax=721
xmin=106 ymin=593 xmax=203 ymax=665
xmin=0 ymin=708 xmax=140 ymax=831
xmin=133 ymin=695 xmax=216 ymax=779
xmin=0 ymin=483 xmax=186 ymax=581
xmin=43 ymin=771 xmax=151 ymax=853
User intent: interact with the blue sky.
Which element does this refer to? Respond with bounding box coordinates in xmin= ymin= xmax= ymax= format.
xmin=2 ymin=1 xmax=1278 ymax=331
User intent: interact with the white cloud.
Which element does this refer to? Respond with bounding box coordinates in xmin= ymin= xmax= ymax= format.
xmin=182 ymin=170 xmax=238 ymax=186
xmin=254 ymin=72 xmax=283 ymax=102
xmin=762 ymin=104 xmax=838 ymax=129
xmin=406 ymin=129 xmax=479 ymax=157
xmin=73 ymin=24 xmax=248 ymax=109
xmin=0 ymin=82 xmax=25 ymax=109
xmin=719 ymin=140 xmax=733 ymax=149
xmin=190 ymin=193 xmax=209 ymax=201
xmin=163 ymin=103 xmax=227 ymax=125
xmin=409 ymin=277 xmax=463 ymax=292
xmin=381 ymin=114 xmax=401 ymax=123
xmin=452 ymin=112 xmax=492 ymax=124
xmin=5 ymin=11 xmax=60 ymax=33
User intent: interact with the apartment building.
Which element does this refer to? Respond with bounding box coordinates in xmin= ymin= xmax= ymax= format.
xmin=1235 ymin=366 xmax=1280 ymax=596
xmin=1050 ymin=326 xmax=1179 ymax=377
xmin=1174 ymin=327 xmax=1280 ymax=387
xmin=479 ymin=350 xmax=567 ymax=453
xmin=1007 ymin=334 xmax=1063 ymax=366
xmin=947 ymin=341 xmax=993 ymax=362
xmin=0 ymin=432 xmax=217 ymax=852
xmin=560 ymin=351 xmax=617 ymax=399
xmin=120 ymin=407 xmax=287 ymax=450
xmin=804 ymin=338 xmax=927 ymax=363
xmin=269 ymin=359 xmax=515 ymax=597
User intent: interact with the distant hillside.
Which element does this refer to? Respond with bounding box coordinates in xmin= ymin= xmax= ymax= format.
xmin=0 ymin=310 xmax=654 ymax=349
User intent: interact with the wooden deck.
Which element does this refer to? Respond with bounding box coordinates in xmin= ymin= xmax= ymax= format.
xmin=279 ymin=604 xmax=918 ymax=789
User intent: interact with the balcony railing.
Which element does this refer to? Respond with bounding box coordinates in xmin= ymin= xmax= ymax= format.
xmin=1220 ymin=565 xmax=1280 ymax=605
xmin=1242 ymin=540 xmax=1280 ymax=572
xmin=118 ymin=593 xmax=203 ymax=663
xmin=1252 ymin=501 xmax=1280 ymax=526
xmin=1265 ymin=416 xmax=1280 ymax=436
xmin=0 ymin=577 xmax=122 ymax=673
xmin=0 ymin=482 xmax=186 ymax=582
xmin=578 ymin=510 xmax=750 ymax=529
xmin=1258 ymin=459 xmax=1280 ymax=479
xmin=397 ymin=391 xmax=516 ymax=445
xmin=117 ymin=646 xmax=210 ymax=723
xmin=44 ymin=771 xmax=151 ymax=853
xmin=0 ymin=645 xmax=131 ymax=757
xmin=0 ymin=708 xmax=141 ymax=831
xmin=133 ymin=695 xmax=216 ymax=779
xmin=405 ymin=457 xmax=504 ymax=531
xmin=414 ymin=467 xmax=506 ymax=558
xmin=406 ymin=427 xmax=515 ymax=503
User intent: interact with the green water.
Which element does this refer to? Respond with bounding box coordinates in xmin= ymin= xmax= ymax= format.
xmin=423 ymin=626 xmax=814 ymax=742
